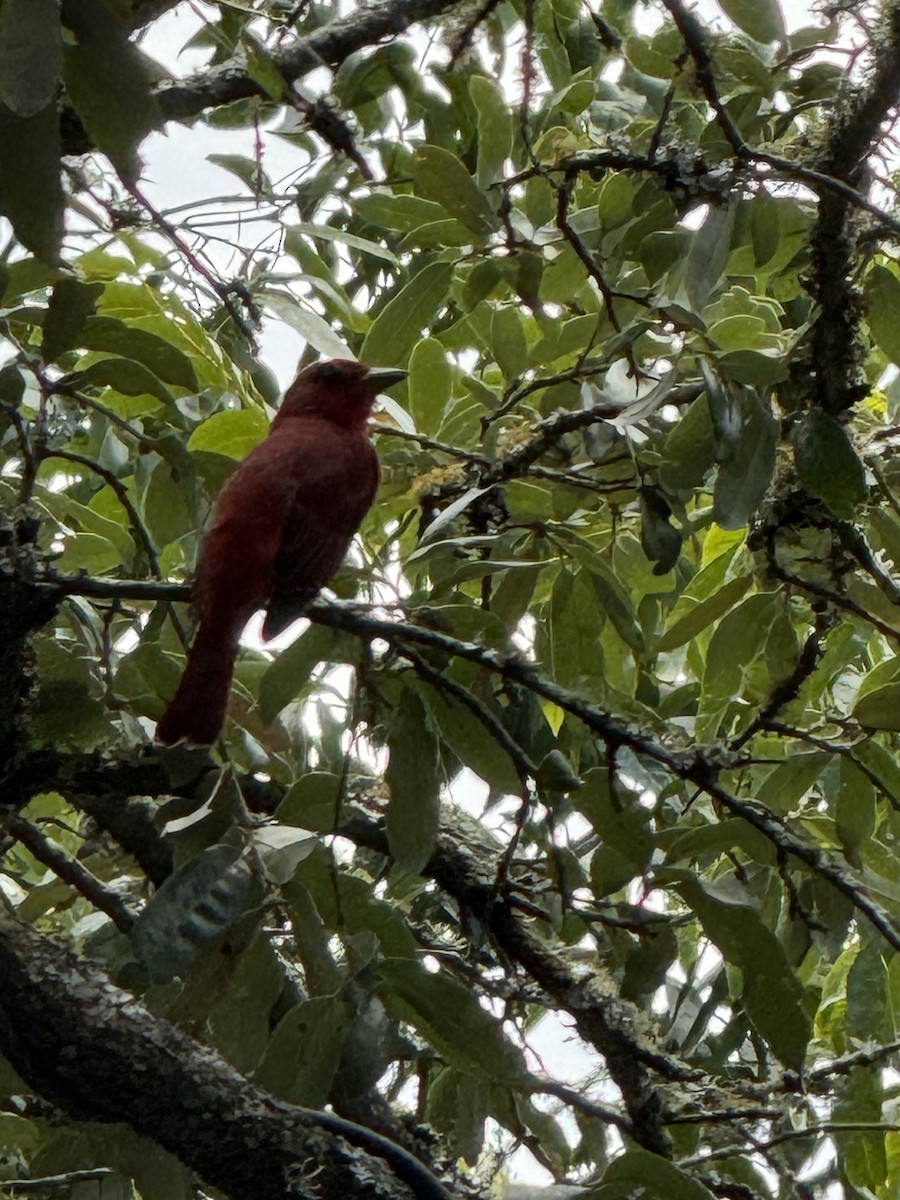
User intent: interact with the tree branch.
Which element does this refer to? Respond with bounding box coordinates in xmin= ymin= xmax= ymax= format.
xmin=37 ymin=577 xmax=900 ymax=954
xmin=152 ymin=0 xmax=467 ymax=126
xmin=0 ymin=908 xmax=456 ymax=1200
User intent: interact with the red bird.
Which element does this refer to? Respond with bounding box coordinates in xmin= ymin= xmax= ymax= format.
xmin=156 ymin=359 xmax=406 ymax=746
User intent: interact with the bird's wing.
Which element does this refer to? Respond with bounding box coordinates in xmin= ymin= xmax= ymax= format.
xmin=262 ymin=433 xmax=380 ymax=640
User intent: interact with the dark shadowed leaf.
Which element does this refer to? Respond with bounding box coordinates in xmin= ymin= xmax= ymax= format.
xmin=718 ymin=0 xmax=785 ymax=42
xmin=255 ymin=997 xmax=349 ymax=1107
xmin=385 ymin=687 xmax=441 ymax=875
xmin=593 ymin=1149 xmax=715 ymax=1199
xmin=82 ymin=317 xmax=199 ymax=389
xmin=0 ymin=102 xmax=62 ymax=262
xmin=710 ymin=388 xmax=778 ymax=528
xmin=61 ymin=0 xmax=161 ymax=178
xmin=379 ymin=959 xmax=529 ymax=1085
xmin=259 ymin=625 xmax=360 ymax=724
xmin=0 ymin=0 xmax=63 ymax=117
xmin=42 ymin=279 xmax=105 ymax=363
xmin=674 ymin=873 xmax=811 ymax=1069
xmin=793 ymin=409 xmax=867 ymax=519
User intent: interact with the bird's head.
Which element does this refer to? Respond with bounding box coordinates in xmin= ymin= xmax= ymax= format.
xmin=273 ymin=359 xmax=407 ymax=430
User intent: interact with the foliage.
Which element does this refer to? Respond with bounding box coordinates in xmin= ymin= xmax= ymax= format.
xmin=2 ymin=0 xmax=900 ymax=1197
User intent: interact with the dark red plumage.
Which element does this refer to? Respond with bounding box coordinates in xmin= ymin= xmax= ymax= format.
xmin=156 ymin=359 xmax=405 ymax=746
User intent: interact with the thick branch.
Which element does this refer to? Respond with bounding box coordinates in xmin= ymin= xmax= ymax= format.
xmin=808 ymin=0 xmax=900 ymax=413
xmin=155 ymin=0 xmax=465 ymax=124
xmin=661 ymin=0 xmax=900 ymax=415
xmin=0 ymin=909 xmax=455 ymax=1200
xmin=341 ymin=809 xmax=696 ymax=1157
xmin=39 ymin=579 xmax=900 ymax=953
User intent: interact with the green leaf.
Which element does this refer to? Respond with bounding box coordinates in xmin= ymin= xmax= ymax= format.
xmin=361 ymin=261 xmax=454 ymax=366
xmin=407 ymin=337 xmax=452 ymax=433
xmin=471 ymin=75 xmax=512 ymax=190
xmin=187 ymin=408 xmax=268 ymax=459
xmin=42 ymin=279 xmax=105 ymax=363
xmin=411 ymin=145 xmax=497 ymax=237
xmin=0 ymin=101 xmax=62 ymax=262
xmin=708 ymin=313 xmax=769 ymax=351
xmin=717 ymin=347 xmax=790 ymax=386
xmin=61 ymin=0 xmax=161 ymax=179
xmin=854 ymin=655 xmax=900 ymax=731
xmin=657 ymin=572 xmax=753 ymax=651
xmin=594 ymin=1149 xmax=715 ymax=1200
xmin=682 ymin=204 xmax=736 ymax=312
xmin=258 ymin=625 xmax=359 ymax=724
xmin=698 ymin=591 xmax=781 ymax=737
xmin=750 ymin=189 xmax=780 ymax=266
xmin=711 ymin=388 xmax=778 ymax=529
xmin=77 ymin=357 xmax=175 ymax=405
xmin=756 ymin=751 xmax=833 ymax=813
xmin=56 ymin=531 xmax=122 ymax=575
xmin=409 ymin=675 xmax=522 ymax=794
xmin=667 ymin=817 xmax=775 ymax=867
xmin=426 ymin=1068 xmax=488 ymax=1165
xmin=583 ymin=769 xmax=654 ymax=895
xmin=539 ymin=568 xmax=605 ymax=688
xmin=585 ymin=559 xmax=645 ymax=654
xmin=278 ymin=772 xmax=344 ymax=833
xmin=865 ymin=264 xmax=900 ymax=364
xmin=0 ymin=0 xmax=63 ymax=117
xmin=255 ymin=998 xmax=349 ymax=1107
xmin=491 ymin=307 xmax=529 ymax=382
xmin=718 ymin=0 xmax=785 ymax=43
xmin=207 ymin=152 xmax=272 ymax=196
xmin=207 ymin=936 xmax=283 ymax=1075
xmin=285 ymin=222 xmax=398 ymax=267
xmin=674 ymin=874 xmax=811 ymax=1069
xmin=31 ymin=636 xmax=109 ymax=748
xmin=658 ymin=393 xmax=717 ymax=492
xmin=793 ymin=409 xmax=867 ymax=519
xmin=141 ymin=463 xmax=193 ymax=550
xmin=355 ymin=192 xmax=449 ymax=232
xmin=836 ymin=758 xmax=877 ymax=862
xmin=386 ymin=687 xmax=440 ymax=875
xmin=113 ymin=642 xmax=182 ymax=717
xmin=82 ymin=317 xmax=199 ymax=390
xmin=288 ymin=855 xmax=418 ymax=961
xmin=379 ymin=959 xmax=529 ymax=1084
xmin=242 ymin=33 xmax=290 ymax=103
xmin=846 ymin=939 xmax=889 ymax=1042
xmin=834 ymin=1066 xmax=887 ymax=1190
xmin=851 ymin=739 xmax=900 ymax=807
xmin=623 ymin=28 xmax=686 ymax=77
xmin=535 ymin=750 xmax=582 ymax=792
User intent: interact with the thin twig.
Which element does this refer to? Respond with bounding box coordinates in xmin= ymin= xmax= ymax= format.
xmin=39 ymin=448 xmax=160 ymax=576
xmin=121 ymin=179 xmax=261 ymax=339
xmin=4 ymin=814 xmax=137 ymax=933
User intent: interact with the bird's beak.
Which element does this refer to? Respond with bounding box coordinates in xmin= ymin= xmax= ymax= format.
xmin=364 ymin=366 xmax=407 ymax=391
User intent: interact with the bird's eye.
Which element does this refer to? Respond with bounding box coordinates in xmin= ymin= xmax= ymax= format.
xmin=316 ymin=361 xmax=342 ymax=379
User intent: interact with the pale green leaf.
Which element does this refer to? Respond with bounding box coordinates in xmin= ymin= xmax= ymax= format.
xmin=187 ymin=408 xmax=268 ymax=458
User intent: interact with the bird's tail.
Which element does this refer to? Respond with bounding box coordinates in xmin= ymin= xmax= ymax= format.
xmin=155 ymin=622 xmax=240 ymax=746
